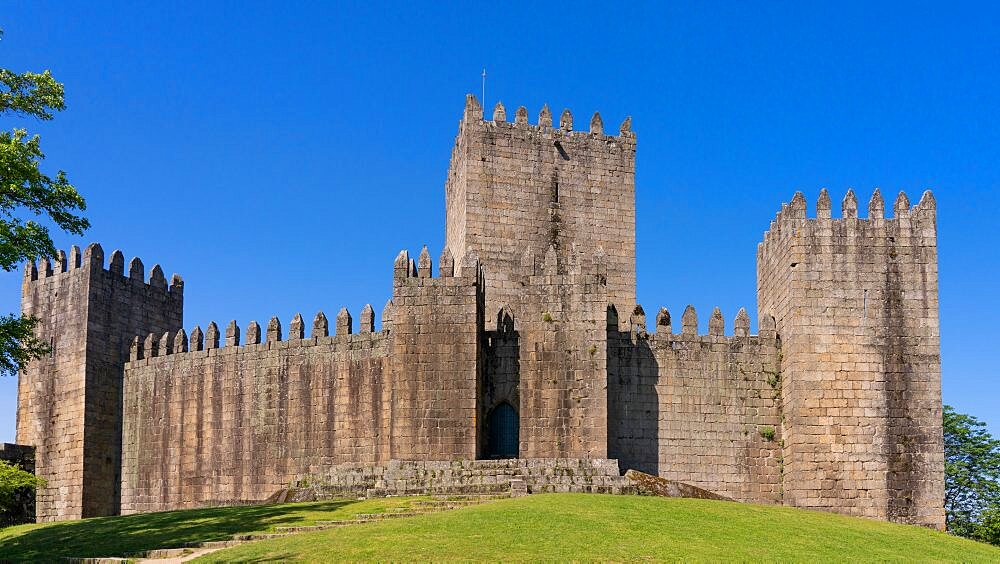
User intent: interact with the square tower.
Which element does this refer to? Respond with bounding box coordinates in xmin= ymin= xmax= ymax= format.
xmin=444 ymin=95 xmax=635 ymax=459
xmin=444 ymin=95 xmax=637 ymax=318
xmin=18 ymin=244 xmax=183 ymax=520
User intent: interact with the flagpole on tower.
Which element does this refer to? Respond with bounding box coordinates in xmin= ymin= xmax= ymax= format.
xmin=482 ymin=68 xmax=487 ymax=106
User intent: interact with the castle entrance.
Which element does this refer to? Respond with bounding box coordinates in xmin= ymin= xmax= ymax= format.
xmin=485 ymin=402 xmax=519 ymax=459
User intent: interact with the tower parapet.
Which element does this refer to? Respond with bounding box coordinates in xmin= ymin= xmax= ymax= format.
xmin=757 ymin=189 xmax=943 ymax=529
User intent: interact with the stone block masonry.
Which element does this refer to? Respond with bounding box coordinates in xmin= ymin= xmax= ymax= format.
xmin=120 ymin=248 xmax=482 ymax=514
xmin=17 ymin=94 xmax=944 ymax=530
xmin=18 ymin=245 xmax=182 ymax=520
xmin=758 ymin=189 xmax=943 ymax=528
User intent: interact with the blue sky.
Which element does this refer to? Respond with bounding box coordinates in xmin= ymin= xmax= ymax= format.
xmin=1 ymin=1 xmax=997 ymax=440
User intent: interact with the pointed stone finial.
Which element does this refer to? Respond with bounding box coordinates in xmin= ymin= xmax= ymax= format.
xmin=109 ymin=250 xmax=125 ymax=276
xmin=144 ymin=333 xmax=157 ymax=358
xmin=709 ymin=307 xmax=725 ymax=336
xmin=40 ymin=257 xmax=52 ymax=277
xmin=24 ymin=260 xmax=37 ymax=281
xmin=868 ymin=188 xmax=885 ymax=219
xmin=170 ymin=274 xmax=184 ymax=294
xmin=394 ymin=250 xmax=410 ymax=279
xmin=417 ymin=245 xmax=432 ymax=278
xmin=459 ymin=250 xmax=480 ymax=277
xmin=655 ymin=307 xmax=671 ymax=334
xmin=464 ymin=93 xmax=482 ymax=121
xmin=817 ymin=188 xmax=832 ymax=219
xmin=69 ymin=245 xmax=81 ymax=269
xmin=312 ymin=311 xmax=328 ymax=337
xmin=360 ymin=304 xmax=375 ymax=333
xmin=266 ymin=316 xmax=282 ymax=342
xmin=158 ymin=332 xmax=172 ymax=356
xmin=246 ymin=321 xmax=261 ymax=345
xmin=225 ymin=320 xmax=240 ymax=347
xmin=129 ymin=257 xmax=144 ymax=281
xmin=289 ymin=313 xmax=304 ymax=339
xmin=630 ymin=305 xmax=647 ymax=337
xmin=382 ymin=300 xmax=393 ymax=332
xmin=734 ymin=308 xmax=750 ymax=338
xmin=894 ymin=191 xmax=910 ymax=218
xmin=190 ymin=325 xmax=204 ymax=352
xmin=174 ymin=328 xmax=188 ymax=353
xmin=590 ymin=112 xmax=603 ymax=134
xmin=149 ymin=264 xmax=167 ymax=290
xmin=681 ymin=305 xmax=698 ymax=336
xmin=559 ymin=108 xmax=573 ymax=131
xmin=56 ymin=250 xmax=67 ymax=273
xmin=493 ymin=101 xmax=506 ymax=123
xmin=515 ymin=106 xmax=528 ymax=124
xmin=759 ymin=314 xmax=776 ymax=340
xmin=918 ymin=190 xmax=936 ymax=211
xmin=206 ymin=322 xmax=220 ymax=349
xmin=129 ymin=336 xmax=142 ymax=362
xmin=439 ymin=249 xmax=454 ymax=277
xmin=619 ymin=116 xmax=632 ymax=136
xmin=539 ymin=104 xmax=552 ymax=127
xmin=789 ymin=192 xmax=807 ymax=219
xmin=336 ymin=307 xmax=352 ymax=336
xmin=83 ymin=243 xmax=103 ymax=268
xmin=842 ymin=189 xmax=858 ymax=219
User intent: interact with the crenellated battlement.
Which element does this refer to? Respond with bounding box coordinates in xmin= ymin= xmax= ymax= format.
xmin=758 ymin=189 xmax=937 ymax=257
xmin=610 ymin=303 xmax=777 ymax=343
xmin=126 ymin=308 xmax=389 ymax=366
xmin=22 ymin=243 xmax=183 ymax=297
xmin=460 ymin=94 xmax=634 ymax=143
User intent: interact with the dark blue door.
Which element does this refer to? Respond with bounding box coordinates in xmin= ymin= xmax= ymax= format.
xmin=487 ymin=402 xmax=519 ymax=459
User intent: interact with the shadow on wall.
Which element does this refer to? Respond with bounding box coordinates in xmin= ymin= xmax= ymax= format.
xmin=482 ymin=306 xmax=521 ymax=459
xmin=607 ymin=305 xmax=660 ymax=476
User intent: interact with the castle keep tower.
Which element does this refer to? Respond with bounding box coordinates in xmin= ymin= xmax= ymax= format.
xmin=17 ymin=245 xmax=182 ymax=520
xmin=445 ymin=96 xmax=635 ymax=459
xmin=757 ymin=189 xmax=944 ymax=529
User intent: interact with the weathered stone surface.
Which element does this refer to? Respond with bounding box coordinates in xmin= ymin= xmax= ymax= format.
xmin=624 ymin=469 xmax=733 ymax=501
xmin=16 ymin=95 xmax=943 ymax=532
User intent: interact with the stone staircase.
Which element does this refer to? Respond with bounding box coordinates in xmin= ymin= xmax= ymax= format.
xmin=285 ymin=458 xmax=637 ymax=501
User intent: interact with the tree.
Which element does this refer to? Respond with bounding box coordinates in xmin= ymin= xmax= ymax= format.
xmin=0 ymin=28 xmax=89 ymax=375
xmin=944 ymin=404 xmax=1000 ymax=544
xmin=0 ymin=459 xmax=45 ymax=526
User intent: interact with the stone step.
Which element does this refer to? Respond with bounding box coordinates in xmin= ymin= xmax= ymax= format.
xmin=141 ymin=547 xmax=194 ymax=559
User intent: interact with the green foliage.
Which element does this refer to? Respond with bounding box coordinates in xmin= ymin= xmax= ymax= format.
xmin=974 ymin=508 xmax=1000 ymax=546
xmin=0 ymin=28 xmax=89 ymax=376
xmin=945 ymin=405 xmax=1000 ymax=542
xmin=758 ymin=426 xmax=776 ymax=441
xmin=541 ymin=311 xmax=553 ymax=323
xmin=0 ymin=460 xmax=45 ymax=515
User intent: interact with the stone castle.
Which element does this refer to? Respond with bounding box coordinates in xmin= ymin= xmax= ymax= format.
xmin=14 ymin=94 xmax=944 ymax=528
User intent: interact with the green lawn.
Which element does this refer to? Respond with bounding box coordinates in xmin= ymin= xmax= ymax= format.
xmin=194 ymin=494 xmax=1000 ymax=563
xmin=0 ymin=497 xmax=423 ymax=561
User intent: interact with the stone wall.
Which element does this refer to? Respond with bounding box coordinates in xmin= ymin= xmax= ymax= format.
xmin=121 ymin=250 xmax=482 ymax=513
xmin=757 ymin=189 xmax=944 ymax=529
xmin=17 ymin=244 xmax=182 ymax=521
xmin=608 ymin=305 xmax=783 ymax=504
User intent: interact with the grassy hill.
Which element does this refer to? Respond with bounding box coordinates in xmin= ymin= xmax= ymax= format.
xmin=2 ymin=494 xmax=999 ymax=562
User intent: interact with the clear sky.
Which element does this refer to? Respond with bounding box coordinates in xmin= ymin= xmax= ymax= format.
xmin=1 ymin=1 xmax=997 ymax=441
